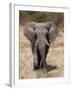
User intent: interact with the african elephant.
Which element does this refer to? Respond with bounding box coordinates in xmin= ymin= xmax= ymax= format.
xmin=24 ymin=21 xmax=58 ymax=70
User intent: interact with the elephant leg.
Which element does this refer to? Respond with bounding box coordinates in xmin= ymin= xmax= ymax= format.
xmin=41 ymin=45 xmax=49 ymax=68
xmin=42 ymin=45 xmax=50 ymax=68
xmin=32 ymin=46 xmax=39 ymax=70
xmin=39 ymin=57 xmax=46 ymax=69
xmin=37 ymin=48 xmax=41 ymax=69
xmin=42 ymin=60 xmax=47 ymax=69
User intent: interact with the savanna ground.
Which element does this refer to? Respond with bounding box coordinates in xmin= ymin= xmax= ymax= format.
xmin=19 ymin=25 xmax=64 ymax=79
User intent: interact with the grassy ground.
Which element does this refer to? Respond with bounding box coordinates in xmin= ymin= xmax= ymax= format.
xmin=19 ymin=25 xmax=64 ymax=79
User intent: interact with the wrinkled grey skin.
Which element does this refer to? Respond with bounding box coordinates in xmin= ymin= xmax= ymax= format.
xmin=24 ymin=21 xmax=58 ymax=70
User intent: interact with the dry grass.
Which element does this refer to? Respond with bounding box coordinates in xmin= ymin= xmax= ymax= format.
xmin=19 ymin=25 xmax=64 ymax=79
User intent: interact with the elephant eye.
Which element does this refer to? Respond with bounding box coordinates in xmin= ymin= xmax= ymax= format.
xmin=45 ymin=26 xmax=50 ymax=32
xmin=35 ymin=34 xmax=37 ymax=40
xmin=33 ymin=27 xmax=36 ymax=30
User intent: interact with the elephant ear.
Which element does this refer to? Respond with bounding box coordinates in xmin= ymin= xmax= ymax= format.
xmin=24 ymin=22 xmax=36 ymax=44
xmin=45 ymin=21 xmax=58 ymax=43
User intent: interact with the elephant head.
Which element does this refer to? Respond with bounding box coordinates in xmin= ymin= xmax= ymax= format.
xmin=24 ymin=21 xmax=58 ymax=70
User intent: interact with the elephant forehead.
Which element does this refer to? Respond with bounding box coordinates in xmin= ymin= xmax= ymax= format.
xmin=37 ymin=32 xmax=46 ymax=39
xmin=36 ymin=23 xmax=44 ymax=26
xmin=35 ymin=28 xmax=47 ymax=35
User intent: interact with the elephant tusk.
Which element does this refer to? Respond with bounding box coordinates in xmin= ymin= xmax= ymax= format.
xmin=46 ymin=42 xmax=50 ymax=46
xmin=45 ymin=39 xmax=50 ymax=46
xmin=35 ymin=40 xmax=38 ymax=47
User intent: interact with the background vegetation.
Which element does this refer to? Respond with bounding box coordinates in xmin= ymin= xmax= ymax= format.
xmin=19 ymin=11 xmax=64 ymax=28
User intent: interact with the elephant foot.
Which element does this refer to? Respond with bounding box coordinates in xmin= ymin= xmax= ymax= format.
xmin=33 ymin=65 xmax=39 ymax=70
xmin=33 ymin=62 xmax=39 ymax=70
xmin=40 ymin=61 xmax=47 ymax=69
